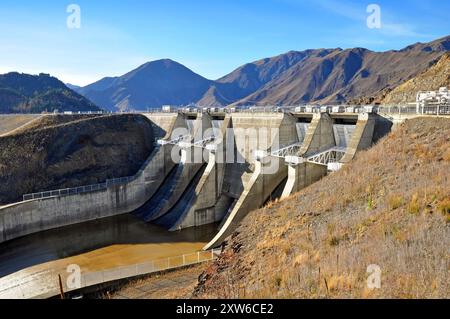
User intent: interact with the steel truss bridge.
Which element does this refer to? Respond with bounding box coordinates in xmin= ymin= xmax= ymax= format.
xmin=158 ymin=134 xmax=216 ymax=150
xmin=263 ymin=143 xmax=348 ymax=168
xmin=306 ymin=147 xmax=347 ymax=166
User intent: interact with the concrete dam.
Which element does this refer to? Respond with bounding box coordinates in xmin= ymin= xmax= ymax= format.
xmin=0 ymin=110 xmax=391 ymax=251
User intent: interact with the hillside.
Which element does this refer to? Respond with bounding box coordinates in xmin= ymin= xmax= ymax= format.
xmin=0 ymin=114 xmax=155 ymax=204
xmin=77 ymin=59 xmax=212 ymax=111
xmin=381 ymin=52 xmax=450 ymax=104
xmin=194 ymin=117 xmax=450 ymax=298
xmin=0 ymin=73 xmax=100 ymax=114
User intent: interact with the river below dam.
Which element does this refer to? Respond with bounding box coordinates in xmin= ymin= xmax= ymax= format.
xmin=0 ymin=213 xmax=218 ymax=278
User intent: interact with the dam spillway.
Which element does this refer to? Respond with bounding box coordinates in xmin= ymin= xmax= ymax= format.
xmin=0 ymin=110 xmax=391 ymax=250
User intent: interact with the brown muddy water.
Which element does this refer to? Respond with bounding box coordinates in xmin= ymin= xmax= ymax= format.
xmin=0 ymin=213 xmax=218 ymax=278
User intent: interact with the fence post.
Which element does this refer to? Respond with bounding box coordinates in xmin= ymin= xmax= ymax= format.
xmin=182 ymin=254 xmax=186 ymax=266
xmin=197 ymin=251 xmax=200 ymax=263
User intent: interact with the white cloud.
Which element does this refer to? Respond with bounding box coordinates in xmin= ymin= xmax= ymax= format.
xmin=380 ymin=23 xmax=430 ymax=38
xmin=285 ymin=0 xmax=428 ymax=39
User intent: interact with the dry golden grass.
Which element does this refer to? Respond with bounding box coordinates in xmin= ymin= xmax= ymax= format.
xmin=194 ymin=117 xmax=450 ymax=299
xmin=0 ymin=115 xmax=40 ymax=136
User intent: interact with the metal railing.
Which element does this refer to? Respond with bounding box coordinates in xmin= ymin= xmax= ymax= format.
xmin=375 ymin=104 xmax=450 ymax=115
xmin=79 ymin=248 xmax=222 ymax=290
xmin=271 ymin=142 xmax=303 ymax=158
xmin=23 ymin=183 xmax=108 ymax=201
xmin=3 ymin=104 xmax=450 ymax=117
xmin=22 ymin=146 xmax=161 ymax=202
xmin=22 ymin=176 xmax=142 ymax=201
xmin=307 ymin=147 xmax=347 ymax=166
xmin=193 ymin=135 xmax=216 ymax=148
xmin=157 ymin=134 xmax=192 ymax=146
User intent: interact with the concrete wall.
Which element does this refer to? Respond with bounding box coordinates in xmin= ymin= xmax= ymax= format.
xmin=204 ymin=157 xmax=288 ymax=250
xmin=281 ymin=162 xmax=327 ymax=199
xmin=148 ymin=114 xmax=213 ymax=224
xmin=340 ymin=113 xmax=376 ymax=163
xmin=300 ymin=113 xmax=336 ymax=156
xmin=144 ymin=113 xmax=180 ymax=140
xmin=170 ymin=116 xmax=231 ymax=230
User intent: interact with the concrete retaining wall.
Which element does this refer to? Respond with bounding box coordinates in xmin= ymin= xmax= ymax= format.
xmin=281 ymin=162 xmax=327 ymax=199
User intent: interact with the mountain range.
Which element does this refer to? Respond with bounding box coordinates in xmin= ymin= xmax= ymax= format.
xmin=0 ymin=35 xmax=448 ymax=114
xmin=70 ymin=35 xmax=449 ymax=111
xmin=0 ymin=73 xmax=100 ymax=114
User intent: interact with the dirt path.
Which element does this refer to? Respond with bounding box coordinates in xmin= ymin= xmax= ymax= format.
xmin=0 ymin=115 xmax=41 ymax=137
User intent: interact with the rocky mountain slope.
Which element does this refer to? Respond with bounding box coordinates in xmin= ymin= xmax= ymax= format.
xmin=0 ymin=114 xmax=155 ymax=204
xmin=194 ymin=117 xmax=450 ymax=298
xmin=73 ymin=35 xmax=449 ymax=109
xmin=0 ymin=73 xmax=100 ymax=114
xmin=231 ymin=36 xmax=449 ymax=106
xmin=198 ymin=49 xmax=335 ymax=106
xmin=76 ymin=59 xmax=212 ymax=111
xmin=381 ymin=52 xmax=450 ymax=104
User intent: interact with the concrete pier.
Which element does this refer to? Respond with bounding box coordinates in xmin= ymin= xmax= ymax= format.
xmin=204 ymin=157 xmax=287 ymax=250
xmin=142 ymin=113 xmax=213 ymax=223
xmin=169 ymin=116 xmax=231 ymax=230
xmin=281 ymin=161 xmax=327 ymax=199
xmin=340 ymin=113 xmax=376 ymax=163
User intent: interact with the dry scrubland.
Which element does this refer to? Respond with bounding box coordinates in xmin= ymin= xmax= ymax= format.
xmin=0 ymin=115 xmax=40 ymax=136
xmin=194 ymin=117 xmax=450 ymax=299
xmin=2 ymin=114 xmax=99 ymax=135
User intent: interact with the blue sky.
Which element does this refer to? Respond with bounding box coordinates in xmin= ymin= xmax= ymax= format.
xmin=0 ymin=0 xmax=448 ymax=85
